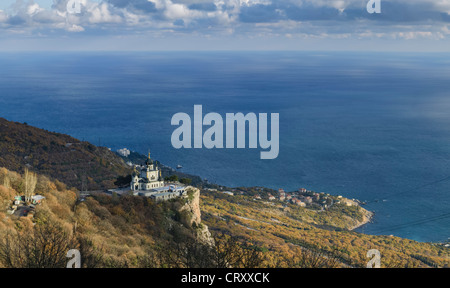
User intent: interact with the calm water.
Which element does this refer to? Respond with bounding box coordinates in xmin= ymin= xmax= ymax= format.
xmin=0 ymin=51 xmax=449 ymax=242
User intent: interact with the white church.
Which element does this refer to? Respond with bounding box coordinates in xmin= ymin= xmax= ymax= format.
xmin=130 ymin=151 xmax=187 ymax=201
xmin=131 ymin=152 xmax=165 ymax=191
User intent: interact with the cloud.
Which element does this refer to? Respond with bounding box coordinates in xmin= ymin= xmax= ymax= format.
xmin=0 ymin=10 xmax=8 ymax=23
xmin=89 ymin=2 xmax=123 ymax=23
xmin=108 ymin=0 xmax=157 ymax=13
xmin=67 ymin=23 xmax=85 ymax=32
xmin=188 ymin=2 xmax=217 ymax=12
xmin=239 ymin=4 xmax=283 ymax=23
xmin=0 ymin=0 xmax=449 ymax=42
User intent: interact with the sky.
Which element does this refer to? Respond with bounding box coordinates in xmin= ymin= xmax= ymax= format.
xmin=0 ymin=0 xmax=450 ymax=51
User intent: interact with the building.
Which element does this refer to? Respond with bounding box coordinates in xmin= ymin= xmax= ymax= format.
xmin=130 ymin=152 xmax=165 ymax=191
xmin=31 ymin=195 xmax=45 ymax=205
xmin=302 ymin=196 xmax=313 ymax=204
xmin=152 ymin=192 xmax=179 ymax=202
xmin=117 ymin=148 xmax=131 ymax=157
xmin=292 ymin=198 xmax=306 ymax=207
xmin=129 ymin=151 xmax=187 ymax=201
xmin=14 ymin=196 xmax=22 ymax=205
xmin=138 ymin=186 xmax=187 ymax=198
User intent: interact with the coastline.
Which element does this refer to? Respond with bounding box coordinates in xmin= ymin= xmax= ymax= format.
xmin=123 ymin=151 xmax=376 ymax=233
xmin=349 ymin=208 xmax=374 ymax=231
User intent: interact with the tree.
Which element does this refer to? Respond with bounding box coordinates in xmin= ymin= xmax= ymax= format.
xmin=180 ymin=178 xmax=192 ymax=185
xmin=0 ymin=219 xmax=78 ymax=268
xmin=212 ymin=233 xmax=265 ymax=268
xmin=114 ymin=175 xmax=132 ymax=187
xmin=3 ymin=175 xmax=10 ymax=189
xmin=23 ymin=168 xmax=37 ymax=203
xmin=164 ymin=175 xmax=179 ymax=182
xmin=142 ymin=232 xmax=266 ymax=268
xmin=281 ymin=248 xmax=340 ymax=268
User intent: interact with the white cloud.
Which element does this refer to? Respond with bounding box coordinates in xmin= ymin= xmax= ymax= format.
xmin=164 ymin=2 xmax=191 ymax=19
xmin=0 ymin=10 xmax=8 ymax=23
xmin=67 ymin=23 xmax=85 ymax=32
xmin=88 ymin=2 xmax=122 ymax=23
xmin=0 ymin=0 xmax=448 ymax=45
xmin=27 ymin=3 xmax=44 ymax=15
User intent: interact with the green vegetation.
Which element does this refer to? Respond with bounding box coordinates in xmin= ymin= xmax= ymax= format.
xmin=0 ymin=165 xmax=448 ymax=268
xmin=164 ymin=175 xmax=179 ymax=182
xmin=187 ymin=188 xmax=195 ymax=202
xmin=200 ymin=189 xmax=449 ymax=268
xmin=0 ymin=167 xmax=210 ymax=267
xmin=0 ymin=119 xmax=448 ymax=268
xmin=0 ymin=168 xmax=273 ymax=268
xmin=179 ymin=178 xmax=192 ymax=185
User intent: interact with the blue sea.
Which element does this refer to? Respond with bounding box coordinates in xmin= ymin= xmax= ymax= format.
xmin=0 ymin=51 xmax=449 ymax=243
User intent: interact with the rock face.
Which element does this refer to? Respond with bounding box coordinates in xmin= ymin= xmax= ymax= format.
xmin=186 ymin=188 xmax=202 ymax=225
xmin=180 ymin=187 xmax=214 ymax=245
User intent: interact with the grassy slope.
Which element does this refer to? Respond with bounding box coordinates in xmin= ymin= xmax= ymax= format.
xmin=0 ymin=168 xmax=201 ymax=267
xmin=200 ymin=190 xmax=449 ymax=268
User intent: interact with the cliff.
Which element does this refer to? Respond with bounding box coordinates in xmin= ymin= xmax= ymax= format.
xmin=180 ymin=187 xmax=214 ymax=245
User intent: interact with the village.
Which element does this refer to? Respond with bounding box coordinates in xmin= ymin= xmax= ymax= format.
xmin=205 ymin=186 xmax=359 ymax=211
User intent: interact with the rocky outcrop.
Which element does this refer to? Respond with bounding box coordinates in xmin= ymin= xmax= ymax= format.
xmin=180 ymin=187 xmax=214 ymax=245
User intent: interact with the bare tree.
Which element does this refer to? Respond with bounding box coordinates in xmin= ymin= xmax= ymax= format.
xmin=144 ymin=233 xmax=266 ymax=268
xmin=77 ymin=237 xmax=105 ymax=268
xmin=282 ymin=248 xmax=340 ymax=268
xmin=0 ymin=220 xmax=78 ymax=268
xmin=23 ymin=168 xmax=37 ymax=203
xmin=212 ymin=233 xmax=265 ymax=268
xmin=3 ymin=174 xmax=10 ymax=189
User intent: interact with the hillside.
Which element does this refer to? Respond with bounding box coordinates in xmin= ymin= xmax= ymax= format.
xmin=200 ymin=189 xmax=449 ymax=268
xmin=0 ymin=118 xmax=132 ymax=190
xmin=0 ymin=168 xmax=216 ymax=268
xmin=0 ymin=119 xmax=447 ymax=268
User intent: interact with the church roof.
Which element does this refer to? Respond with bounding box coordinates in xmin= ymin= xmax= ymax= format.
xmin=145 ymin=151 xmax=153 ymax=166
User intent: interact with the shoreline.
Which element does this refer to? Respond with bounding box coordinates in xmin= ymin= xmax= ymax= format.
xmin=126 ymin=151 xmax=377 ymax=233
xmin=349 ymin=209 xmax=374 ymax=231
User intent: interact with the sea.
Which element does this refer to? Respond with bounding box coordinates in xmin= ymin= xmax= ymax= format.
xmin=0 ymin=51 xmax=449 ymax=243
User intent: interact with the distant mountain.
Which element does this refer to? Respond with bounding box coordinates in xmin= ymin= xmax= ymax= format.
xmin=0 ymin=118 xmax=132 ymax=190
